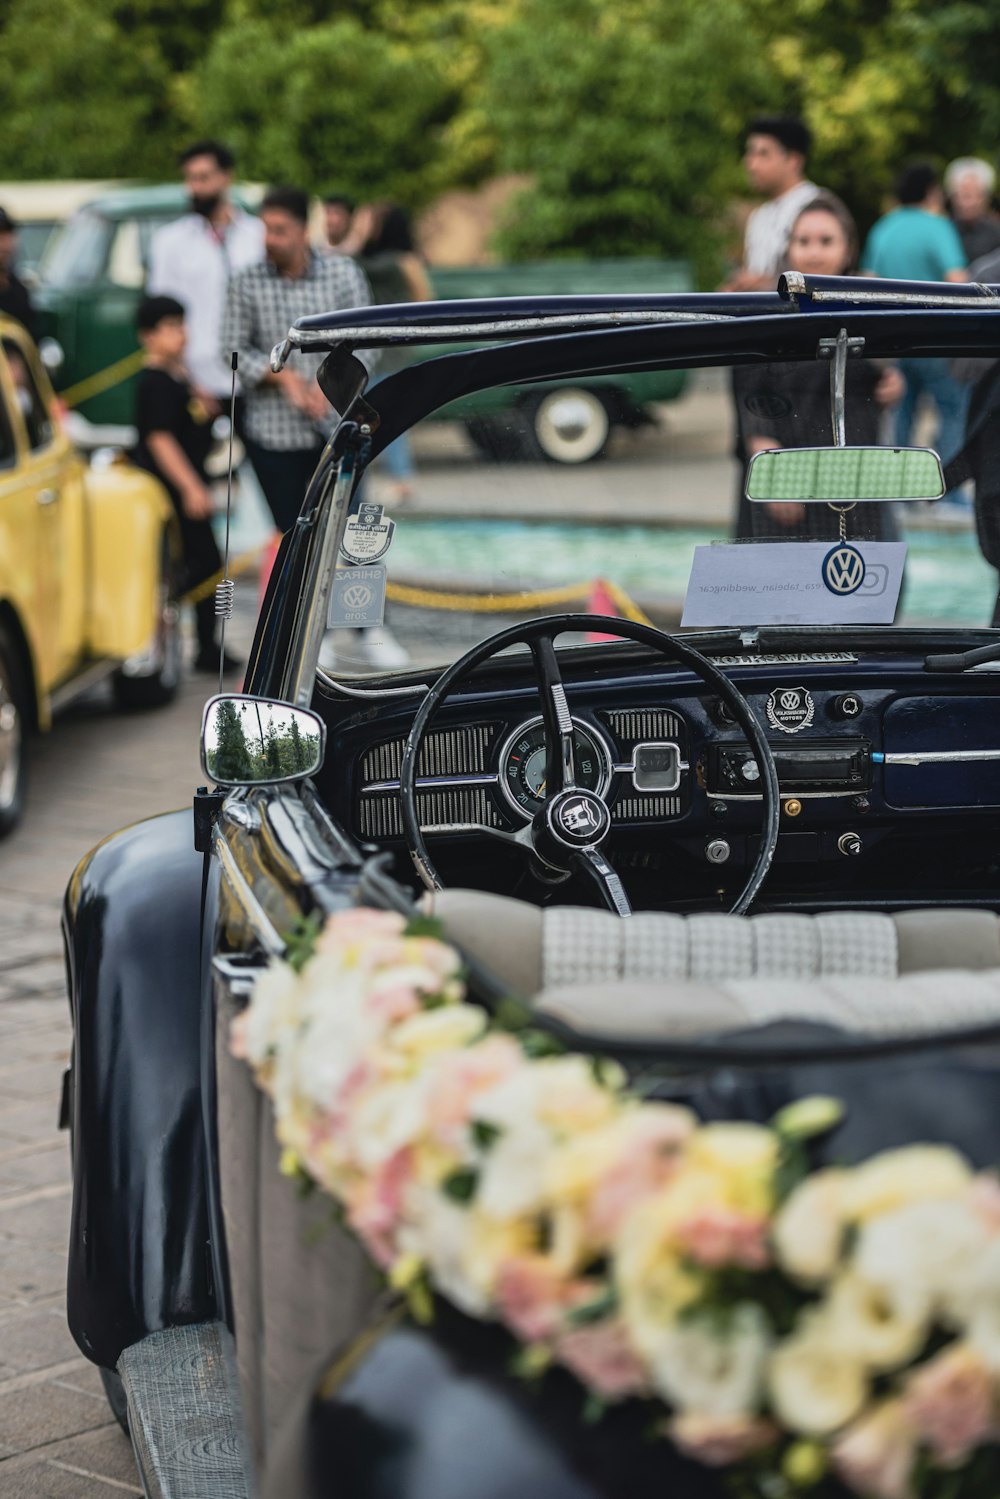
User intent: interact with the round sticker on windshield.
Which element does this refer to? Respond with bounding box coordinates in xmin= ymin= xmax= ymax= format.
xmin=766 ymin=687 xmax=815 ymax=734
xmin=340 ymin=504 xmax=396 ymax=564
xmin=822 ymin=543 xmax=866 ymax=596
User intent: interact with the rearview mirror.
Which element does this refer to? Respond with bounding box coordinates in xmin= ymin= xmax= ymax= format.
xmin=746 ymin=445 xmax=945 ymax=504
xmin=201 ymin=695 xmax=326 ymax=786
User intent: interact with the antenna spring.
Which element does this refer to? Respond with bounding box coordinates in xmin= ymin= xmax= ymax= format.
xmin=215 ymin=577 xmax=235 ymax=620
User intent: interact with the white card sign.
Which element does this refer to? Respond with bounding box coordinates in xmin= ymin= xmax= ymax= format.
xmin=681 ymin=542 xmax=907 ymax=627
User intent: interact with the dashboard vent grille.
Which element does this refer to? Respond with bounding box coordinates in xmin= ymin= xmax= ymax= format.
xmin=604 ymin=709 xmax=684 ymax=743
xmin=361 ymin=724 xmax=493 ymax=783
xmin=613 ymin=794 xmax=682 ymax=822
xmin=358 ymin=786 xmax=501 ymax=840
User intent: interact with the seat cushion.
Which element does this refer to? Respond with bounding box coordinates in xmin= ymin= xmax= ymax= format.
xmin=430 ymin=891 xmax=1000 ymax=997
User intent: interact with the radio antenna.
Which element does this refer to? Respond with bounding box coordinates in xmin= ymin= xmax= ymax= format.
xmin=215 ymin=351 xmax=238 ymax=695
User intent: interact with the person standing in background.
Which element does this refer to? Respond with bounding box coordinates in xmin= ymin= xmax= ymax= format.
xmin=722 ymin=115 xmax=817 ymax=291
xmin=944 ymin=157 xmax=1000 ymax=266
xmin=148 ymin=140 xmax=264 ymax=408
xmin=0 ymin=208 xmax=35 ymax=337
xmin=221 ymin=185 xmax=372 ymax=534
xmin=862 ymin=163 xmax=969 ymax=506
xmin=321 ymin=192 xmax=356 ymax=252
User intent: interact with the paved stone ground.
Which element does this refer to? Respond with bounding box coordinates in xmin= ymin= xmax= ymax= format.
xmin=0 ymin=590 xmax=259 ymax=1496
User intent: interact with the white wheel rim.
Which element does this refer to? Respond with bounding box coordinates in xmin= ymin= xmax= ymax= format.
xmin=533 ymin=388 xmax=610 ymax=463
xmin=0 ymin=670 xmax=21 ymax=812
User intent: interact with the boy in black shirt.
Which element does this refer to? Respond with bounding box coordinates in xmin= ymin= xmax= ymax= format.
xmin=132 ymin=295 xmax=239 ymax=673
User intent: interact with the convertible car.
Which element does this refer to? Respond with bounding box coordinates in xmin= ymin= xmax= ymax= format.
xmin=63 ymin=279 xmax=1000 ymax=1498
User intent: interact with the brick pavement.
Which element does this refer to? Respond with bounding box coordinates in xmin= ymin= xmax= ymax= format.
xmin=0 ymin=591 xmax=257 ymax=1497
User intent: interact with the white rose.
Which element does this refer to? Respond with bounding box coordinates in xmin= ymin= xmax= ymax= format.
xmin=822 ymin=1272 xmax=929 ymax=1372
xmin=772 ymin=1169 xmax=848 ymax=1283
xmin=646 ymin=1304 xmax=772 ymax=1420
xmin=854 ymin=1199 xmax=991 ymax=1310
xmin=768 ymin=1315 xmax=869 ymax=1435
xmin=347 ymin=1074 xmax=431 ymax=1170
xmin=948 ymin=1240 xmax=1000 ymax=1369
xmin=241 ymin=960 xmax=301 ymax=1067
xmin=390 ymin=1003 xmax=486 ymax=1059
xmin=476 ymin=1118 xmax=553 ymax=1220
xmin=842 ymin=1146 xmax=972 ymax=1223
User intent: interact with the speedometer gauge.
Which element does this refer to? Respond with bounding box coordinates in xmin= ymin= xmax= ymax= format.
xmin=498 ymin=716 xmax=612 ymax=818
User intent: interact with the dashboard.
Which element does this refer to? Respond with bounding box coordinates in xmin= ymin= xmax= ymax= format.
xmin=316 ymin=640 xmax=1000 ymax=910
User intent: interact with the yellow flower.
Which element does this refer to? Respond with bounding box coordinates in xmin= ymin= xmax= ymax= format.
xmin=783 ymin=1440 xmax=827 ymax=1488
xmin=773 ymin=1169 xmax=849 ymax=1283
xmin=842 ymin=1146 xmax=972 ymax=1223
xmin=686 ymin=1123 xmax=779 ymax=1216
xmin=768 ymin=1315 xmax=869 ymax=1436
xmin=390 ymin=1004 xmax=486 ymax=1059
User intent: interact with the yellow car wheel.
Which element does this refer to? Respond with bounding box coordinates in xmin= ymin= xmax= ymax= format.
xmin=0 ymin=627 xmax=26 ymax=839
xmin=112 ymin=531 xmax=181 ymax=711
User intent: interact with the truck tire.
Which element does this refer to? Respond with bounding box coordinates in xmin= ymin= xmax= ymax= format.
xmin=0 ymin=626 xmax=27 ymax=840
xmin=525 ymin=387 xmax=612 ymax=464
xmin=113 ymin=531 xmax=181 ymax=711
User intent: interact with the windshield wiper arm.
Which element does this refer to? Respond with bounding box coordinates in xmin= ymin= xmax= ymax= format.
xmin=924 ymin=640 xmax=1000 ymax=672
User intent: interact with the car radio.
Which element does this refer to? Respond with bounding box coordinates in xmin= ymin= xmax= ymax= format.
xmin=707 ymin=739 xmax=872 ymax=797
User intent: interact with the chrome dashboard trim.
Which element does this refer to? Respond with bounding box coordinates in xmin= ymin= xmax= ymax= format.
xmin=497 ymin=714 xmax=614 ymax=820
xmin=882 ymin=750 xmax=1000 ymax=766
xmin=362 ymin=773 xmax=499 ymax=794
xmin=612 ymin=741 xmax=689 ymax=793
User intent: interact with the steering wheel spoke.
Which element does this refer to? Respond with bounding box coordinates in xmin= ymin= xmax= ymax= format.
xmin=529 ymin=633 xmax=578 ymax=796
xmin=571 ymin=846 xmax=633 ymax=916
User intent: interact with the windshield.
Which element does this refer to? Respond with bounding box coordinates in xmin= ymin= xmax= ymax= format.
xmin=38 ymin=209 xmax=113 ymax=288
xmin=313 ymin=345 xmax=992 ymax=678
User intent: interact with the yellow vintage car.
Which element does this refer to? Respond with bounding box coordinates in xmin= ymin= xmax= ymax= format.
xmin=0 ymin=315 xmax=177 ymax=837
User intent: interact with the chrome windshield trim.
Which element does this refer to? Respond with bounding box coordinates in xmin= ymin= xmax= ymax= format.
xmin=270 ymin=309 xmax=736 ymax=369
xmin=882 ymin=750 xmax=1000 ymax=766
xmin=316 ymin=669 xmax=430 ymax=699
xmin=782 ymin=272 xmax=1000 ymax=308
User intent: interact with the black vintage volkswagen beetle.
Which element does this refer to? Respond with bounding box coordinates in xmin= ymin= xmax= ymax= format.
xmin=63 ymin=279 xmax=1000 ymax=1498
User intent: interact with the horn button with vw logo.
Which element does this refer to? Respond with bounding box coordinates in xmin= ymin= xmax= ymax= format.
xmin=540 ymin=788 xmax=611 ymax=852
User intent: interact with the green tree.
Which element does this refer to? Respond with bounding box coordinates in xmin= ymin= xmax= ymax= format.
xmin=476 ymin=0 xmax=765 ymax=280
xmin=208 ymin=699 xmax=255 ymax=783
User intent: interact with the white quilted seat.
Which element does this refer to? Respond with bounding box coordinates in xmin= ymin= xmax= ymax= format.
xmin=428 ymin=891 xmax=1000 ymax=1040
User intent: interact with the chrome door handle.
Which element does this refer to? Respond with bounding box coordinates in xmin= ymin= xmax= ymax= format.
xmin=37 ymin=488 xmax=58 ymax=506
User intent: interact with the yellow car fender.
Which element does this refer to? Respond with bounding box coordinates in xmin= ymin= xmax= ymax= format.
xmin=84 ymin=461 xmax=178 ymax=660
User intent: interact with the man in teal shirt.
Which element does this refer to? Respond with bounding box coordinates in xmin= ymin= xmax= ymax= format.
xmin=862 ymin=163 xmax=969 ymax=504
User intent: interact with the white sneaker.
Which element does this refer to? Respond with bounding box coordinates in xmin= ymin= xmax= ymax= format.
xmin=359 ymin=627 xmax=410 ymax=669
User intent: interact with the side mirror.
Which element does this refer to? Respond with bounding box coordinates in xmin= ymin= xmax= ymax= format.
xmin=201 ymin=695 xmax=326 ymax=787
xmin=746 ymin=445 xmax=945 ymax=504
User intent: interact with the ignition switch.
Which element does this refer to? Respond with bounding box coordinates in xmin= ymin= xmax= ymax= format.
xmin=837 ymin=831 xmax=863 ymax=857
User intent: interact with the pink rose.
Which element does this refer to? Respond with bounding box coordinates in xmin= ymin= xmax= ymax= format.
xmin=229 ymin=1011 xmax=249 ymax=1059
xmin=587 ymin=1109 xmax=693 ymax=1241
xmin=902 ymin=1344 xmax=995 ymax=1468
xmin=970 ymin=1173 xmax=1000 ymax=1231
xmin=317 ymin=907 xmax=406 ymax=951
xmin=832 ymin=1400 xmax=917 ymax=1499
xmin=369 ymin=983 xmax=422 ymax=1023
xmin=426 ymin=1035 xmax=524 ymax=1145
xmin=667 ymin=1412 xmax=778 ymax=1467
xmin=495 ymin=1255 xmax=594 ymax=1342
xmin=556 ymin=1318 xmax=648 ymax=1401
xmin=674 ymin=1207 xmax=771 ymax=1271
xmin=346 ymin=1146 xmax=414 ymax=1266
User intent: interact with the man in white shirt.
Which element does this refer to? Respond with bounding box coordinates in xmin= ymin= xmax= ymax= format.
xmin=723 ymin=115 xmax=817 ymax=291
xmin=148 ymin=140 xmax=265 ymax=403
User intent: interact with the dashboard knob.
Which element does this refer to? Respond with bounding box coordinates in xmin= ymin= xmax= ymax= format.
xmin=838 ymin=831 xmax=863 ymax=857
xmin=740 ymin=758 xmax=760 ymax=783
xmin=705 ymin=838 xmax=731 ymax=865
xmin=832 ymin=693 xmax=864 ymax=720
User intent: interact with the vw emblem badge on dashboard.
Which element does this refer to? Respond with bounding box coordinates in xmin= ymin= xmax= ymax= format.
xmin=822 ymin=543 xmax=866 ymax=596
xmin=766 ymin=686 xmax=815 ymax=734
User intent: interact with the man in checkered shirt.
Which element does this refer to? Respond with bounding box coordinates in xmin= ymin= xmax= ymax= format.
xmin=221 ymin=184 xmax=372 ymax=533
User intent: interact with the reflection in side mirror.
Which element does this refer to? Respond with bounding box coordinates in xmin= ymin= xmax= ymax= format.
xmin=746 ymin=445 xmax=945 ymax=504
xmin=201 ymin=695 xmax=326 ymax=787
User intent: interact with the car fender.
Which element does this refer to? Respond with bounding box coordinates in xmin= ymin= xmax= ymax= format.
xmin=84 ymin=462 xmax=176 ymax=660
xmin=63 ymin=807 xmax=215 ymax=1369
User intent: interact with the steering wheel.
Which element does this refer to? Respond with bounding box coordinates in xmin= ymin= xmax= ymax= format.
xmin=400 ymin=615 xmax=780 ymax=917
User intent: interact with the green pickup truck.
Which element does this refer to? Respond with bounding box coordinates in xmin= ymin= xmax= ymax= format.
xmin=34 ymin=186 xmax=691 ymax=462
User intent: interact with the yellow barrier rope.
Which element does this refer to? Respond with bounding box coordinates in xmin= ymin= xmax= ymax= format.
xmin=60 ymin=349 xmax=146 ymax=410
xmin=181 ymin=543 xmax=653 ymax=628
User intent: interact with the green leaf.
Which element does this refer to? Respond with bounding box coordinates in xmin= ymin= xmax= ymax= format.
xmin=471 ymin=1119 xmax=502 ymax=1150
xmin=565 ymin=1285 xmax=618 ymax=1327
xmin=442 ymin=1167 xmax=479 ymax=1204
xmin=582 ymin=1393 xmax=608 ymax=1425
xmin=284 ymin=912 xmax=324 ymax=973
xmin=403 ymin=914 xmax=447 ymax=940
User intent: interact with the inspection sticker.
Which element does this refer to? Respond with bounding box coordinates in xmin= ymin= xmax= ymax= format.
xmin=681 ymin=542 xmax=907 ymax=627
xmin=328 ymin=565 xmax=387 ymax=628
xmin=340 ymin=502 xmax=395 ymax=564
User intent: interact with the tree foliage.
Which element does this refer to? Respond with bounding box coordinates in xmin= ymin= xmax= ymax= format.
xmin=2 ymin=0 xmax=1000 ymax=273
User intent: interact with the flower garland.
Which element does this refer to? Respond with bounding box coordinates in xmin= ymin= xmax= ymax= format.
xmin=232 ymin=907 xmax=1000 ymax=1499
